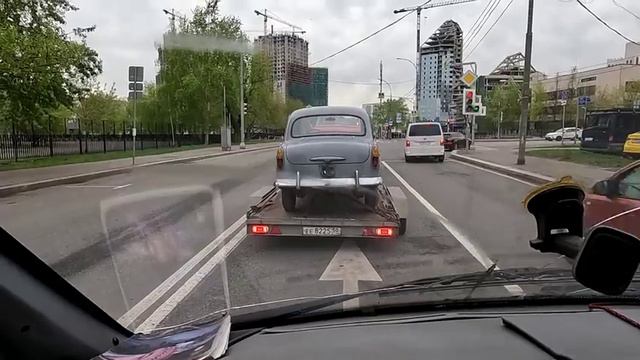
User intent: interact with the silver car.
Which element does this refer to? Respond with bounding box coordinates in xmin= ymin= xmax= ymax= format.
xmin=275 ymin=106 xmax=382 ymax=211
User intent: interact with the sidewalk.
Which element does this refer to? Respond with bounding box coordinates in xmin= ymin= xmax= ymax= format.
xmin=453 ymin=145 xmax=614 ymax=188
xmin=1 ymin=143 xmax=277 ymax=189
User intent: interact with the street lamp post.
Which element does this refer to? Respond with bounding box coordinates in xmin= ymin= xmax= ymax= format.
xmin=380 ymin=79 xmax=393 ymax=101
xmin=396 ymin=57 xmax=418 ymax=121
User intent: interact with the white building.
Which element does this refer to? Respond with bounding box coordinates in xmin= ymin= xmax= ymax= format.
xmin=362 ymin=103 xmax=378 ymax=120
xmin=254 ymin=34 xmax=309 ymax=98
xmin=418 ymin=20 xmax=463 ymax=122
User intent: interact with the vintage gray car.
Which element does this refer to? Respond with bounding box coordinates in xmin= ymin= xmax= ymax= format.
xmin=275 ymin=106 xmax=382 ymax=211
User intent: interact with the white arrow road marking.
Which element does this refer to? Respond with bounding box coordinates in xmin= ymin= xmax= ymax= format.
xmin=382 ymin=161 xmax=525 ymax=297
xmin=320 ymin=240 xmax=382 ymax=309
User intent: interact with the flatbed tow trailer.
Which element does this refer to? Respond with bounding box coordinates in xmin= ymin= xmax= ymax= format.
xmin=246 ymin=185 xmax=408 ymax=239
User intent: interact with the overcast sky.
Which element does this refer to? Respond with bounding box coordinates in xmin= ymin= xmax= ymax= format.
xmin=65 ymin=0 xmax=640 ymax=106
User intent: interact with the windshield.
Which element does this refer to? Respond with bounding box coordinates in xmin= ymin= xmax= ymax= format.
xmin=291 ymin=115 xmax=366 ymax=137
xmin=409 ymin=124 xmax=441 ymax=136
xmin=2 ymin=0 xmax=640 ymax=334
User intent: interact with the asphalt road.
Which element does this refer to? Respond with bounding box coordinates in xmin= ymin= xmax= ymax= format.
xmin=0 ymin=140 xmax=570 ymax=331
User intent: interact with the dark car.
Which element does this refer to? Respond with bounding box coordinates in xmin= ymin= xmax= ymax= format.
xmin=581 ymin=109 xmax=640 ymax=153
xmin=443 ymin=132 xmax=471 ymax=151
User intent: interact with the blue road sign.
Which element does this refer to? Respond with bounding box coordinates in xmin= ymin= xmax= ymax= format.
xmin=559 ymin=90 xmax=569 ymax=100
xmin=578 ymin=96 xmax=591 ymax=105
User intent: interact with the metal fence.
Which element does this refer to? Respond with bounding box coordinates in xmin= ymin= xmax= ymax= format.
xmin=0 ymin=133 xmax=221 ymax=161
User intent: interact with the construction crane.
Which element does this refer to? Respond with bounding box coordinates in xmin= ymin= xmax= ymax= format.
xmin=393 ymin=0 xmax=476 ymax=119
xmin=254 ymin=9 xmax=305 ymax=36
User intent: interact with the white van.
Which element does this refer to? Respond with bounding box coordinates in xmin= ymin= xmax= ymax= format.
xmin=404 ymin=122 xmax=445 ymax=162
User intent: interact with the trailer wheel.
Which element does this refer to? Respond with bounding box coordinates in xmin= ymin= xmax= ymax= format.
xmin=281 ymin=189 xmax=296 ymax=212
xmin=399 ymin=218 xmax=407 ymax=236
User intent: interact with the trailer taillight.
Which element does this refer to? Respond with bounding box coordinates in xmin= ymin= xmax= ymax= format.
xmin=363 ymin=227 xmax=395 ymax=238
xmin=371 ymin=144 xmax=380 ymax=167
xmin=276 ymin=147 xmax=284 ymax=169
xmin=375 ymin=227 xmax=394 ymax=237
xmin=251 ymin=225 xmax=270 ymax=235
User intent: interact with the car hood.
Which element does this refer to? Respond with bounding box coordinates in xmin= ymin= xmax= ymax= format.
xmin=285 ymin=136 xmax=372 ymax=165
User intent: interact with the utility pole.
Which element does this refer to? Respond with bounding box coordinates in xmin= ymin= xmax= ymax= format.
xmin=240 ymin=54 xmax=246 ymax=149
xmin=553 ymin=72 xmax=559 ymax=123
xmin=379 ymin=61 xmax=384 ymax=138
xmin=516 ymin=0 xmax=534 ymax=165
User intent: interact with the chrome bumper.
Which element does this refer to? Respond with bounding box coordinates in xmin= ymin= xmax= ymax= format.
xmin=276 ymin=175 xmax=383 ymax=189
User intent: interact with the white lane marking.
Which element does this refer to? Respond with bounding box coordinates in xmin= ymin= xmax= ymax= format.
xmin=250 ymin=185 xmax=272 ymax=198
xmin=136 ymin=228 xmax=248 ymax=332
xmin=452 ymin=152 xmax=554 ymax=182
xmin=117 ymin=215 xmax=246 ymax=327
xmin=382 ymin=161 xmax=524 ymax=296
xmin=65 ymin=183 xmax=132 ymax=190
xmin=320 ymin=240 xmax=382 ymax=309
xmin=448 ymin=159 xmax=536 ymax=187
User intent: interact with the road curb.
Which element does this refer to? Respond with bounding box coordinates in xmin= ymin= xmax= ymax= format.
xmin=0 ymin=144 xmax=278 ymax=198
xmin=450 ymin=151 xmax=554 ymax=185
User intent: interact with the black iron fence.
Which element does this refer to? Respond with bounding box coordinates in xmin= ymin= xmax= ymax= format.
xmin=0 ymin=133 xmax=221 ymax=161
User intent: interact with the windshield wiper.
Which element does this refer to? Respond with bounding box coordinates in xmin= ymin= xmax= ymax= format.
xmin=228 ymin=268 xmax=579 ymax=328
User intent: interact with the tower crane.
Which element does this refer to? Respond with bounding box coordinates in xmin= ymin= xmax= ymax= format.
xmin=254 ymin=9 xmax=305 ymax=36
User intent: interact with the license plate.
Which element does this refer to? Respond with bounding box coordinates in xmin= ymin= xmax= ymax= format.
xmin=302 ymin=227 xmax=341 ymax=236
xmin=584 ymin=137 xmax=593 ymax=141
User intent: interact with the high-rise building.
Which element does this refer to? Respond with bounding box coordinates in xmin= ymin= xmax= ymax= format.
xmin=418 ymin=20 xmax=463 ymax=123
xmin=254 ymin=34 xmax=309 ymax=98
xmin=286 ymin=66 xmax=328 ymax=106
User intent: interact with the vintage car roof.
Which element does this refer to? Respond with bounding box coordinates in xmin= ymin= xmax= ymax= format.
xmin=288 ymin=106 xmax=370 ymax=120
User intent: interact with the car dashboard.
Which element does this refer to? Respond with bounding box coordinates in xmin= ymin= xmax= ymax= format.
xmin=226 ymin=305 xmax=640 ymax=360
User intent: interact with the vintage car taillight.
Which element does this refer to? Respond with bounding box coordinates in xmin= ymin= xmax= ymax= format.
xmin=371 ymin=144 xmax=380 ymax=167
xmin=276 ymin=147 xmax=284 ymax=169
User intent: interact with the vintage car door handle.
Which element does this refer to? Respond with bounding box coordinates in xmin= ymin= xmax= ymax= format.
xmin=309 ymin=156 xmax=345 ymax=163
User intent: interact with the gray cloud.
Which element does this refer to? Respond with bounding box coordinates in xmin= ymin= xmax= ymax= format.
xmin=66 ymin=0 xmax=640 ymax=106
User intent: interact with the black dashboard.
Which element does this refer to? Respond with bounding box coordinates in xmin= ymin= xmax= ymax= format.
xmin=226 ymin=305 xmax=640 ymax=360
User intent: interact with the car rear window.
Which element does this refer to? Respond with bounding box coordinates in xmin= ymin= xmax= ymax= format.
xmin=291 ymin=115 xmax=366 ymax=137
xmin=409 ymin=124 xmax=441 ymax=136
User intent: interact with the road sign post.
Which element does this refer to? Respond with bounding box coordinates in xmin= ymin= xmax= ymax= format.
xmin=128 ymin=66 xmax=144 ymax=165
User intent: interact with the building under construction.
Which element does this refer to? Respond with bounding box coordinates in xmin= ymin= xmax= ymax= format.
xmin=479 ymin=52 xmax=537 ymax=94
xmin=254 ymin=33 xmax=309 ymax=99
xmin=418 ymin=20 xmax=463 ymax=123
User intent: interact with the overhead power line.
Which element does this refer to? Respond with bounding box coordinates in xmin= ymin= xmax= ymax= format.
xmin=310 ymin=1 xmax=432 ymax=66
xmin=464 ymin=0 xmax=515 ymax=60
xmin=575 ymin=0 xmax=639 ymax=45
xmin=612 ymin=0 xmax=640 ymax=22
xmin=464 ymin=0 xmax=502 ymax=50
xmin=330 ymin=79 xmax=414 ymax=85
xmin=465 ymin=0 xmax=497 ymax=39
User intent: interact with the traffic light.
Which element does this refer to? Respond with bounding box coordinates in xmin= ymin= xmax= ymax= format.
xmin=243 ymin=102 xmax=248 ymax=115
xmin=463 ymin=89 xmax=479 ymax=115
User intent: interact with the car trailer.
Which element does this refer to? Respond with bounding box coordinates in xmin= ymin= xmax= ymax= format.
xmin=246 ymin=185 xmax=408 ymax=239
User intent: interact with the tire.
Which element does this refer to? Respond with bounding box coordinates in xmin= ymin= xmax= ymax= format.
xmin=555 ymin=136 xmax=562 ymax=141
xmin=437 ymin=155 xmax=445 ymax=162
xmin=405 ymin=155 xmax=412 ymax=163
xmin=364 ymin=192 xmax=378 ymax=208
xmin=399 ymin=218 xmax=407 ymax=236
xmin=281 ymin=189 xmax=296 ymax=212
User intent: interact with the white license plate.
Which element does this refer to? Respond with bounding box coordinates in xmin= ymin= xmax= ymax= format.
xmin=584 ymin=137 xmax=593 ymax=141
xmin=302 ymin=227 xmax=341 ymax=236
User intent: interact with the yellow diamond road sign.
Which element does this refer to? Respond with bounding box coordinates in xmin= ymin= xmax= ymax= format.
xmin=461 ymin=70 xmax=477 ymax=87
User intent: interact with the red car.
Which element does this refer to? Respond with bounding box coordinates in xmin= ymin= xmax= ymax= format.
xmin=584 ymin=161 xmax=640 ymax=236
xmin=443 ymin=132 xmax=471 ymax=151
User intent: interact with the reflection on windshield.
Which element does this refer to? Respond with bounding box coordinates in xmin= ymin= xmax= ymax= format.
xmin=1 ymin=0 xmax=639 ymax=335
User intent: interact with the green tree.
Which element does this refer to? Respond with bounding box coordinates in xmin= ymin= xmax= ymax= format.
xmin=374 ymin=99 xmax=409 ymax=127
xmin=485 ymin=82 xmax=521 ymax=133
xmin=0 ymin=0 xmax=102 ymax=133
xmin=530 ymin=82 xmax=548 ymax=122
xmin=75 ymin=85 xmax=126 ymax=134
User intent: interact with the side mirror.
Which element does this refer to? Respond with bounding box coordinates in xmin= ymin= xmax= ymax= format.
xmin=574 ymin=227 xmax=640 ymax=295
xmin=592 ymin=180 xmax=618 ymax=197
